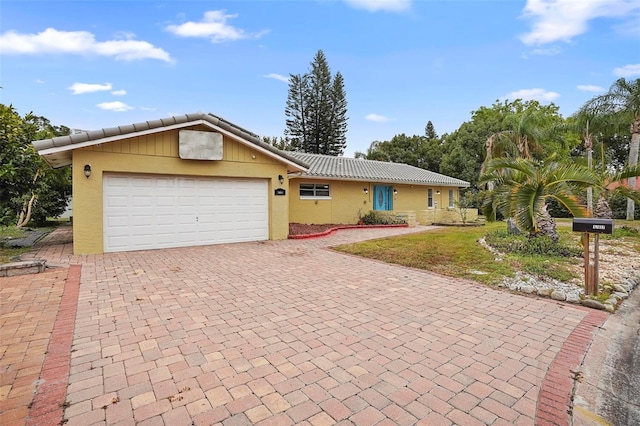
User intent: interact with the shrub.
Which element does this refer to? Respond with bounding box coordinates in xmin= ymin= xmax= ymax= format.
xmin=360 ymin=211 xmax=406 ymax=225
xmin=485 ymin=229 xmax=581 ymax=257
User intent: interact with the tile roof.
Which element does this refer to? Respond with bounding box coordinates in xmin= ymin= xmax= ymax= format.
xmin=32 ymin=112 xmax=309 ymax=171
xmin=287 ymin=152 xmax=470 ymax=187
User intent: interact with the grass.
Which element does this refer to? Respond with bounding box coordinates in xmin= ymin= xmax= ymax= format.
xmin=334 ymin=222 xmax=515 ymax=285
xmin=0 ymin=226 xmax=30 ymax=263
xmin=0 ymin=219 xmax=68 ymax=263
xmin=334 ymin=219 xmax=639 ymax=286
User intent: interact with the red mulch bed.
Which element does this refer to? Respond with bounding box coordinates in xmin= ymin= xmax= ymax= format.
xmin=288 ymin=222 xmax=408 ymax=239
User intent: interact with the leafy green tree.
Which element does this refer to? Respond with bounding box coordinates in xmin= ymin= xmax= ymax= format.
xmin=581 ymin=78 xmax=640 ymax=220
xmin=0 ymin=104 xmax=71 ymax=227
xmin=361 ymin=134 xmax=428 ymax=167
xmin=480 ymin=157 xmax=599 ymax=242
xmin=357 ymin=121 xmax=443 ymax=171
xmin=285 ymin=50 xmax=348 ymax=155
xmin=439 ymin=123 xmax=485 ymax=187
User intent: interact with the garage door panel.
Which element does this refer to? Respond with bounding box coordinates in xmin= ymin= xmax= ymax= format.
xmin=104 ymin=174 xmax=268 ymax=252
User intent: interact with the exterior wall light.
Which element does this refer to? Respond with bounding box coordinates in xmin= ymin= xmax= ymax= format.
xmin=436 ymin=190 xmax=441 ymax=195
xmin=278 ymin=174 xmax=284 ymax=185
xmin=393 ymin=189 xmax=398 ymax=195
xmin=84 ymin=164 xmax=91 ymax=178
xmin=363 ymin=187 xmax=369 ymax=194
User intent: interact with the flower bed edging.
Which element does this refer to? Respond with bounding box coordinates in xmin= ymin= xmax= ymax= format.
xmin=288 ymin=223 xmax=409 ymax=240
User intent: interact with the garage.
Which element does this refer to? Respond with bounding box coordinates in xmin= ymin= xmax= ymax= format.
xmin=32 ymin=113 xmax=308 ymax=254
xmin=103 ymin=174 xmax=268 ymax=252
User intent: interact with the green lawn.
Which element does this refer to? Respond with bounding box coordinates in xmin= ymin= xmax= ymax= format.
xmin=0 ymin=226 xmax=30 ymax=263
xmin=334 ymin=220 xmax=639 ymax=286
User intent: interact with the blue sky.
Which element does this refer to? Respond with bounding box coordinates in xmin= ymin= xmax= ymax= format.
xmin=1 ymin=0 xmax=639 ymax=157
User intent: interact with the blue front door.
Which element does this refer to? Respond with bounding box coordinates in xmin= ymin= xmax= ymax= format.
xmin=373 ymin=186 xmax=393 ymax=211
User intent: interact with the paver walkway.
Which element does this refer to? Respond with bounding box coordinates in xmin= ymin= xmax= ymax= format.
xmin=2 ymin=225 xmax=608 ymax=425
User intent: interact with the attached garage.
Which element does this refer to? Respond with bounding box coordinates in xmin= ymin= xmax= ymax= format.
xmin=103 ymin=174 xmax=269 ymax=252
xmin=32 ymin=113 xmax=309 ymax=254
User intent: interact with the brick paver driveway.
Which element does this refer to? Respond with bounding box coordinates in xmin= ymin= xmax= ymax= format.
xmin=11 ymin=226 xmax=605 ymax=425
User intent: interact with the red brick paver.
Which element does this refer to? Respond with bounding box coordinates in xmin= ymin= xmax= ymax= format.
xmin=0 ymin=267 xmax=70 ymax=425
xmin=535 ymin=308 xmax=608 ymax=426
xmin=3 ymin=225 xmax=608 ymax=425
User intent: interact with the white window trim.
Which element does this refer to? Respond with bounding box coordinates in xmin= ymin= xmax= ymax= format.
xmin=299 ymin=183 xmax=331 ymax=199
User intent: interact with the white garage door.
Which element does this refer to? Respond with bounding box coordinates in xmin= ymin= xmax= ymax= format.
xmin=103 ymin=174 xmax=268 ymax=252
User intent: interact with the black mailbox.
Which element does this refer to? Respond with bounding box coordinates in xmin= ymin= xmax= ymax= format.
xmin=572 ymin=218 xmax=614 ymax=234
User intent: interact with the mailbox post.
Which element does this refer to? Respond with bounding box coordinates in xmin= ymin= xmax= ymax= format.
xmin=572 ymin=218 xmax=614 ymax=295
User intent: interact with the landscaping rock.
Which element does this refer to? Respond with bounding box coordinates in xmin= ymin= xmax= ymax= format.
xmin=537 ymin=288 xmax=553 ymax=297
xmin=581 ymin=299 xmax=607 ymax=310
xmin=614 ymin=292 xmax=629 ymax=300
xmin=550 ymin=290 xmax=566 ymax=301
xmin=613 ymin=284 xmax=628 ymax=294
xmin=520 ymin=285 xmax=536 ymax=294
xmin=566 ymin=293 xmax=581 ymax=304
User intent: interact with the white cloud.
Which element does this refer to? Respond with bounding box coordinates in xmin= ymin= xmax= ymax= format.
xmin=166 ymin=10 xmax=268 ymax=43
xmin=502 ymin=88 xmax=560 ymax=102
xmin=519 ymin=0 xmax=639 ymax=45
xmin=68 ymin=82 xmax=112 ymax=95
xmin=140 ymin=106 xmax=157 ymax=111
xmin=263 ymin=73 xmax=289 ymax=83
xmin=111 ymin=89 xmax=127 ymax=96
xmin=35 ymin=79 xmax=45 ymax=84
xmin=344 ymin=0 xmax=411 ymax=12
xmin=530 ymin=46 xmax=561 ymax=56
xmin=96 ymin=101 xmax=133 ymax=112
xmin=614 ymin=64 xmax=640 ymax=78
xmin=577 ymin=85 xmax=605 ymax=92
xmin=365 ymin=113 xmax=391 ymax=123
xmin=0 ymin=28 xmax=172 ymax=62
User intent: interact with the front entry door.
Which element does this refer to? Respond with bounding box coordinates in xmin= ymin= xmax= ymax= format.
xmin=373 ymin=185 xmax=393 ymax=211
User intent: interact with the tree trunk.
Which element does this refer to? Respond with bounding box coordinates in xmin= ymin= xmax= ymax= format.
xmin=594 ymin=194 xmax=613 ymax=219
xmin=627 ymin=118 xmax=639 ymax=220
xmin=535 ymin=204 xmax=559 ymax=243
xmin=16 ymin=193 xmax=36 ymax=228
xmin=585 ymin=125 xmax=593 ymax=215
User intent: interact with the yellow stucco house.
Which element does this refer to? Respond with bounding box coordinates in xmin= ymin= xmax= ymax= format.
xmin=33 ymin=113 xmax=474 ymax=254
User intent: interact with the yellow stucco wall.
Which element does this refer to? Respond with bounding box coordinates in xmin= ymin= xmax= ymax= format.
xmin=288 ymin=180 xmax=472 ymax=225
xmin=71 ymin=127 xmax=289 ymax=254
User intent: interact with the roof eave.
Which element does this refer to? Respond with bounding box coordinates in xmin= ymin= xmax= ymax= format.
xmin=34 ymin=115 xmax=309 ymax=173
xmin=289 ymin=174 xmax=469 ymax=187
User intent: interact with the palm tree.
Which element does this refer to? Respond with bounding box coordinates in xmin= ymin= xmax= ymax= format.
xmin=480 ymin=157 xmax=599 ymax=242
xmin=566 ymin=112 xmax=614 ymax=214
xmin=582 ymin=78 xmax=640 ymax=220
xmin=592 ymin=163 xmax=640 ymax=219
xmin=481 ymin=108 xmax=562 ymax=190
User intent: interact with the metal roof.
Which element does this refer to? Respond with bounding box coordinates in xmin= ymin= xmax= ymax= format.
xmin=287 ymin=152 xmax=470 ymax=187
xmin=32 ymin=112 xmax=309 ymax=172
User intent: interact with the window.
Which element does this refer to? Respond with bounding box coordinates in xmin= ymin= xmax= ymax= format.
xmin=427 ymin=189 xmax=434 ymax=208
xmin=300 ymin=183 xmax=330 ymax=198
xmin=449 ymin=189 xmax=455 ymax=208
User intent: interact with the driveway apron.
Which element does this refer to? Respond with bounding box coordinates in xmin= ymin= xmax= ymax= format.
xmin=7 ymin=226 xmax=605 ymax=425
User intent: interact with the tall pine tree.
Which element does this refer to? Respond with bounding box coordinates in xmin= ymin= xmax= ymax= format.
xmin=284 ymin=50 xmax=348 ymax=155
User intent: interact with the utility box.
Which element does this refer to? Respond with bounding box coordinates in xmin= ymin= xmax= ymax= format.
xmin=572 ymin=218 xmax=614 ymax=234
